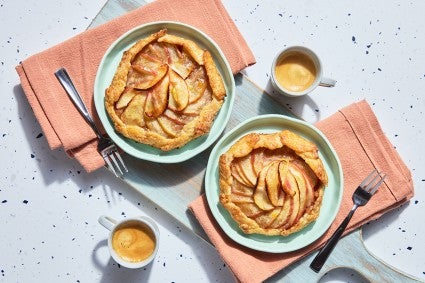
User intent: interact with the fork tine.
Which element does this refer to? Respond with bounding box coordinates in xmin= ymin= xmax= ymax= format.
xmin=370 ymin=174 xmax=386 ymax=195
xmin=113 ymin=151 xmax=128 ymax=174
xmin=103 ymin=155 xmax=119 ymax=177
xmin=109 ymin=152 xmax=126 ymax=176
xmin=359 ymin=169 xmax=378 ymax=188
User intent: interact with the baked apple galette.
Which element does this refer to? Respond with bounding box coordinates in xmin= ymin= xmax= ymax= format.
xmin=105 ymin=29 xmax=226 ymax=151
xmin=219 ymin=130 xmax=328 ymax=236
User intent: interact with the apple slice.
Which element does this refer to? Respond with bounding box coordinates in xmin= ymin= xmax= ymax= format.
xmin=116 ymin=88 xmax=138 ymax=109
xmin=278 ymin=161 xmax=296 ymax=196
xmin=236 ymin=154 xmax=257 ymax=187
xmin=157 ymin=115 xmax=183 ymax=138
xmin=182 ymin=86 xmax=212 ymax=116
xmin=166 ymin=44 xmax=196 ymax=79
xmin=186 ymin=66 xmax=207 ymax=103
xmin=163 ymin=109 xmax=192 ymax=125
xmin=284 ymin=171 xmax=300 ymax=228
xmin=168 ymin=69 xmax=189 ymax=111
xmin=268 ymin=196 xmax=291 ymax=229
xmin=120 ymin=93 xmax=147 ymax=127
xmin=231 ymin=179 xmax=254 ymax=197
xmin=266 ymin=161 xmax=284 ymax=206
xmin=237 ymin=203 xmax=264 ymax=218
xmin=252 ymin=150 xmax=265 ymax=176
xmin=145 ymin=42 xmax=170 ymax=63
xmin=128 ymin=63 xmax=168 ymax=90
xmin=231 ymin=163 xmax=252 ymax=187
xmin=230 ymin=194 xmax=254 ymax=204
xmin=253 ymin=164 xmax=274 ymax=211
xmin=254 ymin=207 xmax=281 ymax=228
xmin=289 ymin=164 xmax=308 ymax=223
xmin=151 ymin=70 xmax=170 ymax=114
xmin=144 ymin=69 xmax=169 ymax=118
xmin=145 ymin=117 xmax=168 ymax=137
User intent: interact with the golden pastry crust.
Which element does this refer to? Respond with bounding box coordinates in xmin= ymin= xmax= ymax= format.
xmin=105 ymin=29 xmax=226 ymax=151
xmin=219 ymin=130 xmax=328 ymax=236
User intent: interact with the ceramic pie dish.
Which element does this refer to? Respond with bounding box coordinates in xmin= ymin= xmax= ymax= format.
xmin=205 ymin=114 xmax=343 ymax=253
xmin=94 ymin=21 xmax=235 ymax=163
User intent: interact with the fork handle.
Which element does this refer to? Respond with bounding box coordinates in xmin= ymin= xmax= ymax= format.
xmin=310 ymin=204 xmax=358 ymax=272
xmin=54 ymin=68 xmax=102 ymax=139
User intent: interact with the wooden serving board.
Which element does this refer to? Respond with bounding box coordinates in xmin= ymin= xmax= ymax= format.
xmin=89 ymin=1 xmax=420 ymax=282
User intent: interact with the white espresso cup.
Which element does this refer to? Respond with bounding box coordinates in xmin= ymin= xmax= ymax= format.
xmin=98 ymin=215 xmax=160 ymax=269
xmin=271 ymin=46 xmax=336 ymax=97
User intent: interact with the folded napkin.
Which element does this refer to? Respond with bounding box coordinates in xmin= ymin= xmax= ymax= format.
xmin=189 ymin=100 xmax=414 ymax=283
xmin=15 ymin=0 xmax=255 ymax=172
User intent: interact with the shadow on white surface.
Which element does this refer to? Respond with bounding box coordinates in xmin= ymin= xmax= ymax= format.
xmin=318 ymin=267 xmax=369 ymax=283
xmin=265 ymin=79 xmax=323 ymax=123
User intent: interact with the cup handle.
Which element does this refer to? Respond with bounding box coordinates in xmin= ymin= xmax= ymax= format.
xmin=319 ymin=77 xmax=336 ymax=87
xmin=98 ymin=215 xmax=117 ymax=231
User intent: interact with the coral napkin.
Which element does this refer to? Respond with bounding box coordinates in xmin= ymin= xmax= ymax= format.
xmin=189 ymin=100 xmax=414 ymax=283
xmin=15 ymin=0 xmax=255 ymax=172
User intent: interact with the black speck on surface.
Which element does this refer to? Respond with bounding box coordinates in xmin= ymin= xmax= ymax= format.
xmin=31 ymin=154 xmax=35 ymax=158
xmin=352 ymin=36 xmax=356 ymax=43
xmin=36 ymin=133 xmax=43 ymax=138
xmin=415 ymin=200 xmax=419 ymax=204
xmin=378 ymin=68 xmax=382 ymax=71
xmin=407 ymin=246 xmax=413 ymax=250
xmin=1 ymin=200 xmax=7 ymax=203
xmin=278 ymin=13 xmax=283 ymax=17
xmin=23 ymin=200 xmax=28 ymax=204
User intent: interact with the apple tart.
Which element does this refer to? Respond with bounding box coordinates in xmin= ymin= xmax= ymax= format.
xmin=219 ymin=130 xmax=328 ymax=236
xmin=105 ymin=29 xmax=226 ymax=151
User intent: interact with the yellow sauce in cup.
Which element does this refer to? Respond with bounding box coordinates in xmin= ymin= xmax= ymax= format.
xmin=112 ymin=223 xmax=156 ymax=263
xmin=274 ymin=51 xmax=317 ymax=92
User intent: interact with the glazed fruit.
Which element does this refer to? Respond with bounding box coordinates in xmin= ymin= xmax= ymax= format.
xmin=219 ymin=130 xmax=328 ymax=236
xmin=105 ymin=29 xmax=226 ymax=151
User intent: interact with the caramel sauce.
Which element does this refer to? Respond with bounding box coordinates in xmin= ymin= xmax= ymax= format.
xmin=112 ymin=223 xmax=156 ymax=263
xmin=275 ymin=52 xmax=316 ymax=92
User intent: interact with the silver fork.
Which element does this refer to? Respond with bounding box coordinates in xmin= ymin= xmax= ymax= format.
xmin=54 ymin=68 xmax=128 ymax=177
xmin=310 ymin=169 xmax=386 ymax=272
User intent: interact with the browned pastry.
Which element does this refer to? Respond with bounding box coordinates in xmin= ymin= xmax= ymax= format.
xmin=219 ymin=130 xmax=328 ymax=236
xmin=105 ymin=29 xmax=226 ymax=151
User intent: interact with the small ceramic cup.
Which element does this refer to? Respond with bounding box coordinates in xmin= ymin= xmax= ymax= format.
xmin=271 ymin=46 xmax=336 ymax=97
xmin=98 ymin=215 xmax=160 ymax=268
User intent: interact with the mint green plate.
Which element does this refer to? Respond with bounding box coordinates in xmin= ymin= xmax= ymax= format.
xmin=94 ymin=21 xmax=235 ymax=163
xmin=205 ymin=114 xmax=343 ymax=253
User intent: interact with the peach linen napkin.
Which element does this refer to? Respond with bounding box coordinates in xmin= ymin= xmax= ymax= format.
xmin=15 ymin=0 xmax=255 ymax=172
xmin=189 ymin=100 xmax=414 ymax=283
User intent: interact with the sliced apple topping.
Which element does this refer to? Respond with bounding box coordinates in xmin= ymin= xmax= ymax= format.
xmin=218 ymin=131 xmax=328 ymax=236
xmin=186 ymin=66 xmax=207 ymax=103
xmin=168 ymin=69 xmax=189 ymax=111
xmin=157 ymin=115 xmax=183 ymax=138
xmin=182 ymin=86 xmax=212 ymax=116
xmin=265 ymin=161 xmax=284 ymax=207
xmin=120 ymin=93 xmax=147 ymax=127
xmin=116 ymin=88 xmax=139 ymax=109
xmin=253 ymin=164 xmax=275 ymax=211
xmin=105 ymin=29 xmax=226 ymax=152
xmin=127 ymin=63 xmax=167 ymax=90
xmin=144 ymin=68 xmax=169 ymax=118
xmin=165 ymin=43 xmax=196 ymax=79
xmin=236 ymin=154 xmax=257 ymax=187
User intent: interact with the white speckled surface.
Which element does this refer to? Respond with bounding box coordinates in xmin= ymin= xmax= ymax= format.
xmin=0 ymin=0 xmax=424 ymax=282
